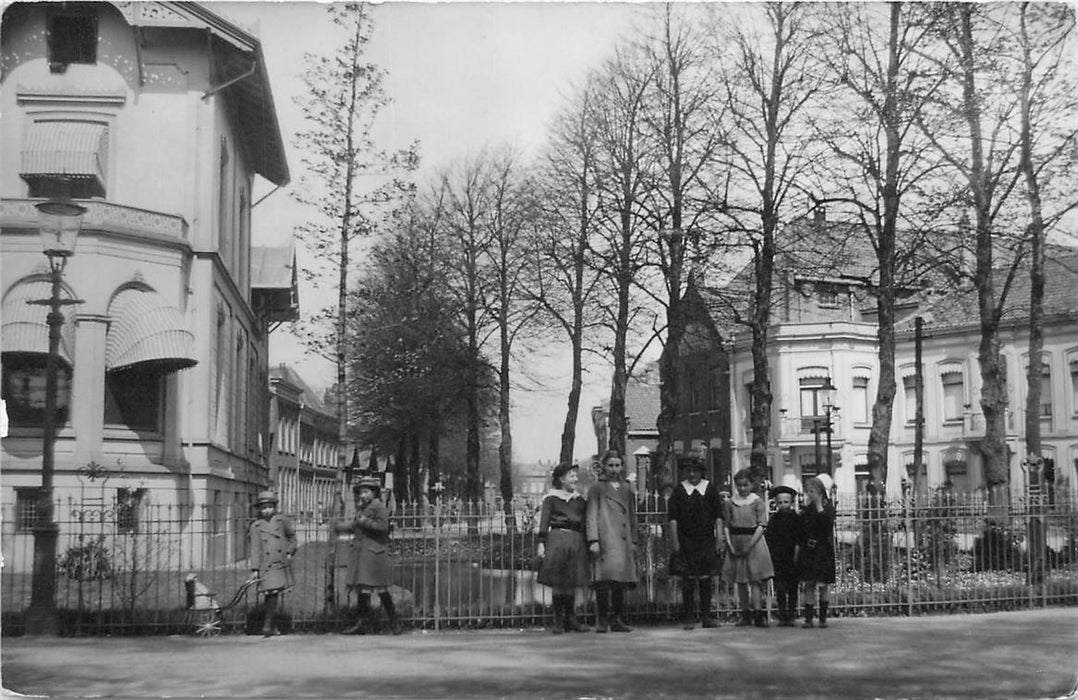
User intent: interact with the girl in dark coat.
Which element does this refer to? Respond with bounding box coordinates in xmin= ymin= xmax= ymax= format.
xmin=667 ymin=456 xmax=723 ymax=630
xmin=248 ymin=490 xmax=297 ymax=637
xmin=333 ymin=476 xmax=401 ymax=635
xmin=797 ymin=476 xmax=836 ymax=628
xmin=586 ymin=449 xmax=638 ymax=633
xmin=765 ymin=485 xmax=801 ymax=627
xmin=536 ymin=463 xmax=589 ymax=633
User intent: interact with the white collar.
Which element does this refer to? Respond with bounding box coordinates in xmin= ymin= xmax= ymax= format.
xmin=546 ymin=488 xmax=579 ymax=502
xmin=730 ymin=492 xmax=760 ymax=506
xmin=681 ymin=479 xmax=709 ymax=496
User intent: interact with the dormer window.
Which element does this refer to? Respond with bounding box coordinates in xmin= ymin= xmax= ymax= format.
xmin=47 ymin=9 xmax=97 ymax=72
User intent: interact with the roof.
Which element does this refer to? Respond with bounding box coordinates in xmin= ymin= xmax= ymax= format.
xmin=903 ymin=245 xmax=1078 ymax=332
xmin=270 ymin=364 xmax=332 ymax=416
xmin=251 ymin=244 xmax=299 ymax=323
xmin=119 ymin=2 xmax=290 ymax=185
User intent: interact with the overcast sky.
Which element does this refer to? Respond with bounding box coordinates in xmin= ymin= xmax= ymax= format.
xmin=218 ymin=1 xmax=650 ymax=464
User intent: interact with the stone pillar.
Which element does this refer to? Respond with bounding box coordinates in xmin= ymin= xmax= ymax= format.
xmin=73 ymin=314 xmax=109 ymax=464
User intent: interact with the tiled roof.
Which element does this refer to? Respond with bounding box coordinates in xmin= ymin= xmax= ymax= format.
xmin=905 ymin=245 xmax=1078 ymax=332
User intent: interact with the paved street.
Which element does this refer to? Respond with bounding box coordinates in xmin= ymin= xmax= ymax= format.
xmin=3 ymin=608 xmax=1076 ymax=699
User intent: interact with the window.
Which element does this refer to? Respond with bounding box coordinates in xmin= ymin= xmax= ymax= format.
xmin=1070 ymin=359 xmax=1078 ymax=415
xmin=902 ymin=374 xmax=917 ymax=425
xmin=15 ymin=488 xmax=41 ymax=532
xmin=1 ymin=356 xmax=72 ymax=429
xmin=103 ymin=366 xmax=163 ymax=432
xmin=116 ymin=488 xmax=146 ymax=533
xmin=817 ymin=283 xmax=840 ymax=308
xmin=709 ymin=367 xmax=723 ymax=410
xmin=855 ymin=461 xmax=872 ymax=494
xmin=21 ymin=120 xmax=109 ymax=198
xmin=852 ymin=376 xmax=870 ymax=424
xmin=47 ymin=10 xmax=97 ymax=71
xmin=687 ymin=370 xmax=699 ymax=412
xmin=940 ymin=369 xmax=965 ymax=422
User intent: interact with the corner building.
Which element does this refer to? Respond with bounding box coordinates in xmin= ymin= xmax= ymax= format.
xmin=0 ymin=2 xmax=290 ymax=569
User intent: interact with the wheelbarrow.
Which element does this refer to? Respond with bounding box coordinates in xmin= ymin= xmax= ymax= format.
xmin=183 ymin=573 xmax=258 ymax=637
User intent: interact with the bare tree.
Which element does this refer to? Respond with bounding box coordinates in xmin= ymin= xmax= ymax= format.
xmin=1012 ymin=3 xmax=1078 ymax=464
xmin=638 ymin=4 xmax=726 ymax=491
xmin=590 ymin=46 xmax=662 ymax=458
xmin=292 ymin=2 xmax=417 ymax=501
xmin=917 ymin=3 xmax=1029 ymax=502
xmin=712 ymin=2 xmax=823 ymax=484
xmin=530 ymin=79 xmax=607 ymax=465
xmin=813 ymin=2 xmax=945 ymax=494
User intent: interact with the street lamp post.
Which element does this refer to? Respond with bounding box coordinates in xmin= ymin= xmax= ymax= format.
xmin=813 ymin=379 xmax=837 ymax=476
xmin=24 ymin=196 xmax=85 ymax=635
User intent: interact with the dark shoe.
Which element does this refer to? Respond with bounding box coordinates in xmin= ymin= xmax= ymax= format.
xmin=564 ymin=613 xmax=589 ymax=633
xmin=802 ymin=605 xmax=815 ymax=628
xmin=683 ymin=621 xmax=696 ymax=631
xmin=778 ymin=614 xmax=796 ymax=627
xmin=818 ymin=602 xmax=829 ymax=628
xmin=701 ymin=615 xmax=718 ymax=629
xmin=754 ymin=611 xmax=769 ymax=628
xmin=735 ymin=610 xmax=753 ymax=627
xmin=341 ymin=620 xmax=368 ymax=635
xmin=609 ymin=618 xmax=633 ymax=633
xmin=388 ymin=617 xmax=404 ymax=636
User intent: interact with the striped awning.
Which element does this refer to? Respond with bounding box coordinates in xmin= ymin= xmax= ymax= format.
xmin=21 ymin=121 xmax=108 ymax=182
xmin=0 ymin=280 xmax=75 ymax=365
xmin=106 ymin=288 xmax=197 ymax=373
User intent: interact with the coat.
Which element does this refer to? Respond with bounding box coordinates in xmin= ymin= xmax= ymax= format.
xmin=335 ymin=498 xmax=392 ymax=588
xmin=249 ymin=513 xmax=297 ymax=593
xmin=585 ymin=479 xmax=638 ymax=586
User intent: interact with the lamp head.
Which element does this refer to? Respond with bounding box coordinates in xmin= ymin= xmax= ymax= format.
xmin=36 ymin=198 xmax=86 ymax=260
xmin=820 ymin=379 xmax=837 ymax=410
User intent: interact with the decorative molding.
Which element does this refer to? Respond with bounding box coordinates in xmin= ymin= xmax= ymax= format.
xmin=1 ymin=198 xmax=187 ymax=241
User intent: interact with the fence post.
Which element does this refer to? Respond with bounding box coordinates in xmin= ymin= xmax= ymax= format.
xmin=434 ymin=500 xmax=441 ymax=632
xmin=904 ymin=490 xmax=914 ymax=617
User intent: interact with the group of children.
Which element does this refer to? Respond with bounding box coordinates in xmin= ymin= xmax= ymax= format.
xmin=670 ymin=462 xmax=836 ymax=630
xmin=536 ymin=453 xmax=837 ymax=633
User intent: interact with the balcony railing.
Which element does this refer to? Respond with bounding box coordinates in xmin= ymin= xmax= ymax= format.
xmin=772 ymin=414 xmax=844 ymax=441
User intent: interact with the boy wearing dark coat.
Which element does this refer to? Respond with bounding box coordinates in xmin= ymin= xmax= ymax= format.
xmin=765 ymin=485 xmax=800 ymax=627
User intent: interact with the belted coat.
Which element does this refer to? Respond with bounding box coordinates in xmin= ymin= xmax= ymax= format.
xmin=248 ymin=513 xmax=297 ymax=593
xmin=335 ymin=498 xmax=392 ymax=588
xmin=585 ymin=479 xmax=638 ymax=586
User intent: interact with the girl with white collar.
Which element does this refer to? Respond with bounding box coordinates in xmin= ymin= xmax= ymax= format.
xmin=536 ymin=462 xmax=590 ymax=633
xmin=722 ymin=468 xmax=774 ymax=627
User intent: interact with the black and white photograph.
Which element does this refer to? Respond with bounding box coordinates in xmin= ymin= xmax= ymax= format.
xmin=1 ymin=1 xmax=1077 ymax=698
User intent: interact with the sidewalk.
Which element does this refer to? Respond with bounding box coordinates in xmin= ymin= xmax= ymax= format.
xmin=3 ymin=608 xmax=1076 ymax=699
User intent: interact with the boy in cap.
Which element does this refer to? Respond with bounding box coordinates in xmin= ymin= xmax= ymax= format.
xmin=765 ymin=485 xmax=800 ymax=626
xmin=248 ymin=490 xmax=297 ymax=637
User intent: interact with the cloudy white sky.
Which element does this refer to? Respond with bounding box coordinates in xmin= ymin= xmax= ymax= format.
xmin=217 ymin=1 xmax=652 ymax=464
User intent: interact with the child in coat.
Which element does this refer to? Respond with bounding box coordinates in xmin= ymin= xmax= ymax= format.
xmin=798 ymin=476 xmax=837 ymax=628
xmin=248 ymin=490 xmax=297 ymax=637
xmin=332 ymin=476 xmax=401 ymax=635
xmin=765 ymin=485 xmax=800 ymax=627
xmin=668 ymin=456 xmax=723 ymax=629
xmin=586 ymin=449 xmax=638 ymax=633
xmin=722 ymin=469 xmax=774 ymax=628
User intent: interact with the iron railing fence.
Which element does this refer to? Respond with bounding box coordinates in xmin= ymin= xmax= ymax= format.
xmin=2 ymin=489 xmax=1076 ymax=635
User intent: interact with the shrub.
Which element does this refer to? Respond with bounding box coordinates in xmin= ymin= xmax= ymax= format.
xmin=58 ymin=536 xmax=113 ymax=582
xmin=972 ymin=524 xmax=1023 ymax=572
